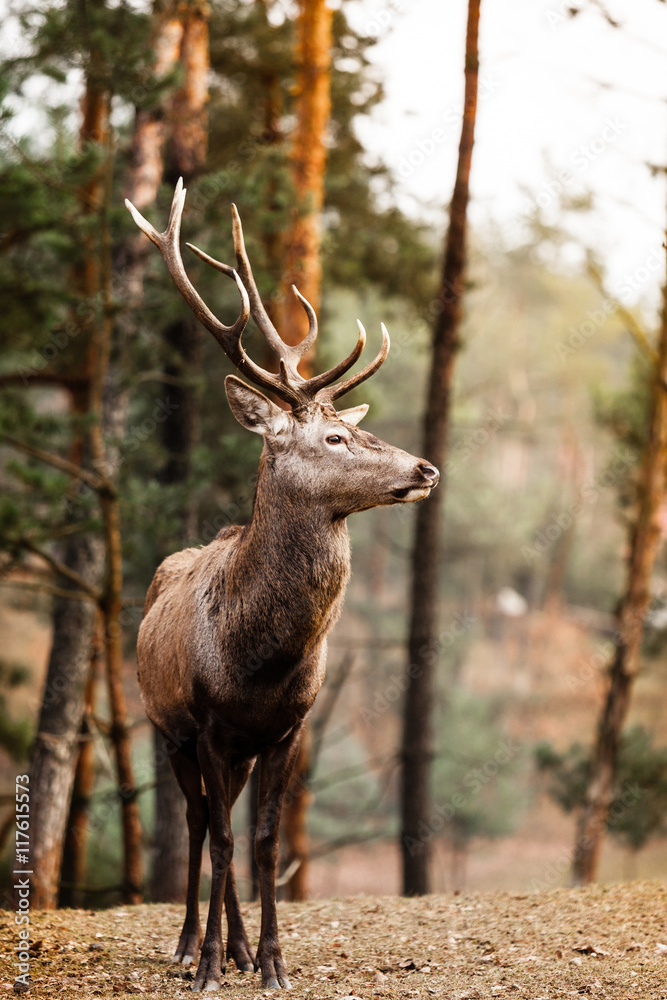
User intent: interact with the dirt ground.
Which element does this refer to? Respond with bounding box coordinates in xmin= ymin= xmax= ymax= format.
xmin=2 ymin=881 xmax=667 ymax=999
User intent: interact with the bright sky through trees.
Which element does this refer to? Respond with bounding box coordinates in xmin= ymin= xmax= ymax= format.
xmin=348 ymin=0 xmax=667 ymax=309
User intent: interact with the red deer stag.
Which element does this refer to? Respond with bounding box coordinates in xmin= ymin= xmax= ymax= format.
xmin=126 ymin=180 xmax=439 ymax=992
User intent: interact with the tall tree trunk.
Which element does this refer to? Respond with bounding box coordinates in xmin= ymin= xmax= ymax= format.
xmin=275 ymin=0 xmax=333 ymax=362
xmin=149 ymin=0 xmax=209 ymax=902
xmin=28 ymin=79 xmax=111 ymax=911
xmin=166 ymin=0 xmax=209 ymax=183
xmin=58 ymin=637 xmax=100 ymax=908
xmin=277 ymin=0 xmax=333 ymax=901
xmin=572 ymin=237 xmax=667 ymax=884
xmin=29 ymin=539 xmax=102 ymax=909
xmin=111 ymin=0 xmax=189 ymax=903
xmin=248 ymin=3 xmax=285 ymax=898
xmin=89 ymin=86 xmax=143 ymax=905
xmin=151 ymin=317 xmax=202 ymax=903
xmin=400 ymin=0 xmax=481 ymax=897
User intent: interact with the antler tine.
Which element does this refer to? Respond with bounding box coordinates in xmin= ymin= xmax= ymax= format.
xmin=290 ymin=285 xmax=319 ymax=359
xmin=303 ymin=319 xmax=367 ymax=397
xmin=315 ymin=323 xmax=390 ymax=404
xmin=186 ymin=241 xmax=236 ymax=279
xmin=126 ymin=182 xmax=302 ymax=408
xmin=231 ymin=205 xmax=314 ymax=381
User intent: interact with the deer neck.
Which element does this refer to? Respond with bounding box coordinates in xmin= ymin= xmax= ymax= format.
xmin=228 ymin=457 xmax=351 ymax=651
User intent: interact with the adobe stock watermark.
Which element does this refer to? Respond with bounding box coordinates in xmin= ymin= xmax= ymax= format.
xmin=545 ymin=1 xmax=582 ymax=30
xmin=522 ymin=445 xmax=634 ymax=564
xmin=396 ymin=73 xmax=502 ymax=180
xmin=363 ymin=0 xmax=404 ymax=38
xmin=124 ymin=396 xmax=180 ymax=453
xmin=555 ymin=245 xmax=664 ymax=362
xmin=529 ymin=781 xmax=643 ymax=891
xmin=361 ymin=612 xmax=477 ymax=725
xmin=567 ymin=581 xmax=667 ymax=694
xmin=14 ymin=773 xmax=31 ymax=992
xmin=403 ymin=736 xmax=523 ymax=857
xmin=445 ymin=406 xmax=508 ymax=474
xmin=530 ymin=117 xmax=627 ymax=213
xmin=193 ymin=470 xmax=259 ymax=547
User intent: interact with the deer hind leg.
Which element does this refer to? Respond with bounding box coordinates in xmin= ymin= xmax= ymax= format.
xmin=224 ymin=760 xmax=256 ymax=974
xmin=169 ymin=745 xmax=209 ymax=967
xmin=254 ymin=725 xmax=303 ymax=990
xmin=191 ymin=732 xmax=235 ymax=992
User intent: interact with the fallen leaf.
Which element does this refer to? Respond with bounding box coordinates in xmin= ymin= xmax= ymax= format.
xmin=572 ymin=944 xmax=607 ymax=957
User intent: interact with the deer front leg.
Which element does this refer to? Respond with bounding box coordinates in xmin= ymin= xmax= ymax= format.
xmin=224 ymin=862 xmax=255 ymax=972
xmin=168 ymin=747 xmax=208 ymax=966
xmin=224 ymin=761 xmax=256 ymax=974
xmin=193 ymin=735 xmax=234 ymax=992
xmin=254 ymin=726 xmax=303 ymax=990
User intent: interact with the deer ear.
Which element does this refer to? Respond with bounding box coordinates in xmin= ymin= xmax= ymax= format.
xmin=337 ymin=403 xmax=369 ymax=427
xmin=225 ymin=375 xmax=290 ymax=436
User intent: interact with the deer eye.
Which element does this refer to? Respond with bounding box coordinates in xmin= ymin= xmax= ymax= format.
xmin=326 ymin=434 xmax=344 ymax=445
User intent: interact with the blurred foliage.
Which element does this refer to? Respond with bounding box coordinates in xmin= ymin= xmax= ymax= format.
xmin=0 ymin=660 xmax=31 ymax=761
xmin=535 ymin=725 xmax=667 ymax=852
xmin=1 ymin=0 xmax=666 ymax=896
xmin=432 ymin=687 xmax=529 ymax=847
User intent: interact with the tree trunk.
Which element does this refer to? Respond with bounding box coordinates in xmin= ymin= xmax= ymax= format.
xmin=400 ymin=0 xmax=481 ymax=897
xmin=29 ymin=538 xmax=102 ymax=909
xmin=28 ymin=79 xmax=111 ymax=912
xmin=151 ymin=729 xmax=189 ymax=902
xmin=58 ymin=637 xmax=100 ymax=908
xmin=148 ymin=0 xmax=209 ymax=901
xmin=275 ymin=0 xmax=333 ymax=361
xmin=277 ymin=0 xmax=334 ymax=900
xmin=151 ymin=316 xmax=202 ymax=902
xmin=281 ymin=726 xmax=312 ymax=901
xmin=572 ymin=241 xmax=667 ymax=884
xmin=166 ymin=0 xmax=209 ymax=184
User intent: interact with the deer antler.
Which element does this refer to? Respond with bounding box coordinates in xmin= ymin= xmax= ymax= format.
xmin=126 ymin=180 xmax=390 ymax=408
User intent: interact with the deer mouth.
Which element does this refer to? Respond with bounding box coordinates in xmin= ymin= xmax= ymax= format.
xmin=391 ymin=484 xmax=433 ymax=501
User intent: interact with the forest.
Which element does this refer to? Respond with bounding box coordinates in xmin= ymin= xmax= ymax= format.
xmin=1 ymin=0 xmax=667 ymax=997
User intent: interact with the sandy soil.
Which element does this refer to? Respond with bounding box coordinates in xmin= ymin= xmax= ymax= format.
xmin=3 ymin=881 xmax=667 ymax=998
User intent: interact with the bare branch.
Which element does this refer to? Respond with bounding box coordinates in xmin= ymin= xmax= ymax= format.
xmin=587 ymin=261 xmax=658 ymax=364
xmin=20 ymin=539 xmax=102 ymax=601
xmin=0 ymin=578 xmax=97 ymax=602
xmin=2 ymin=433 xmax=114 ymax=494
xmin=311 ymin=653 xmax=355 ymax=774
xmin=0 ymin=372 xmax=88 ymax=391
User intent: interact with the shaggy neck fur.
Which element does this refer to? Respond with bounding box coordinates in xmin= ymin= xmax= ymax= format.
xmin=226 ymin=455 xmax=352 ymax=662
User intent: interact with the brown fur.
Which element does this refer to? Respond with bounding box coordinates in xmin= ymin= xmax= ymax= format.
xmin=127 ymin=183 xmax=439 ymax=991
xmin=137 ymin=391 xmax=438 ymax=992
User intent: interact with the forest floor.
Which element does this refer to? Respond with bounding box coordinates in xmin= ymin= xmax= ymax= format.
xmin=2 ymin=881 xmax=667 ymax=999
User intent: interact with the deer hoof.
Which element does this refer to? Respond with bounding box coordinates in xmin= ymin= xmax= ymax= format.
xmin=172 ymin=951 xmax=198 ymax=967
xmin=191 ymin=977 xmax=221 ymax=993
xmin=173 ymin=928 xmax=203 ymax=966
xmin=191 ymin=950 xmax=225 ymax=992
xmin=262 ymin=975 xmax=292 ymax=990
xmin=226 ymin=938 xmax=256 ymax=973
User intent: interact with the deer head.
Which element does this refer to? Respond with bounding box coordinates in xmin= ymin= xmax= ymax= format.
xmin=125 ymin=180 xmax=439 ymax=517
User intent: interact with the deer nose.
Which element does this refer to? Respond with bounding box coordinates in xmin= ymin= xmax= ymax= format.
xmin=418 ymin=462 xmax=439 ymax=485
